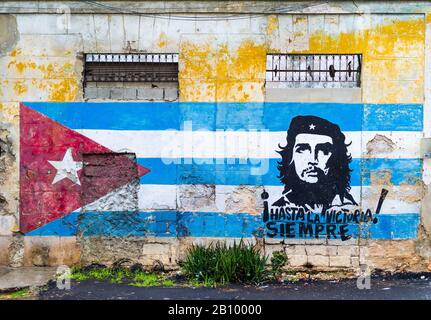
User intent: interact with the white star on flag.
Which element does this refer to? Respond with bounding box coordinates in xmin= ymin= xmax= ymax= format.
xmin=309 ymin=124 xmax=316 ymax=130
xmin=48 ymin=148 xmax=83 ymax=185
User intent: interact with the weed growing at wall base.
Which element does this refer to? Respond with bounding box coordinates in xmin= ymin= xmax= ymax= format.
xmin=270 ymin=250 xmax=289 ymax=280
xmin=179 ymin=240 xmax=269 ymax=286
xmin=70 ymin=265 xmax=174 ymax=287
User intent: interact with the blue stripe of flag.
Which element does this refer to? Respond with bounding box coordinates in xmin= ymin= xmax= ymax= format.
xmin=23 ymin=102 xmax=423 ymax=132
xmin=26 ymin=211 xmax=419 ymax=240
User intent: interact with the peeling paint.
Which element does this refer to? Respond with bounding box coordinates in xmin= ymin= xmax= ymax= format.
xmin=179 ymin=39 xmax=266 ymax=102
xmin=13 ymin=81 xmax=28 ymax=95
xmin=178 ymin=184 xmax=216 ymax=211
xmin=269 ymin=17 xmax=424 ymax=104
xmin=157 ymin=32 xmax=168 ymax=48
xmin=0 ymin=14 xmax=19 ymax=56
xmin=367 ymin=134 xmax=396 ymax=155
xmin=266 ymin=15 xmax=278 ymax=36
xmin=48 ymin=79 xmax=80 ymax=101
xmin=225 ymin=186 xmax=263 ymax=215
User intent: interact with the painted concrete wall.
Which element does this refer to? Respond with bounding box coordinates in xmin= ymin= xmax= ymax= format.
xmin=0 ymin=1 xmax=431 ymax=272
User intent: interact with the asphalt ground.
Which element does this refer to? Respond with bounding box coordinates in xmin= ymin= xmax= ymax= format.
xmin=38 ymin=272 xmax=431 ymax=300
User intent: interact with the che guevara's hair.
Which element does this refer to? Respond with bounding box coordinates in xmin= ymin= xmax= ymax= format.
xmin=277 ymin=120 xmax=357 ymax=208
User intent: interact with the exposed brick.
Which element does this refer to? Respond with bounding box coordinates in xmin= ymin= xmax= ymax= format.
xmin=140 ymin=242 xmax=175 ymax=267
xmin=305 ymin=245 xmax=327 ymax=256
xmin=368 ymin=240 xmax=416 ymax=258
xmin=288 ymin=255 xmax=308 ymax=267
xmin=81 ymin=153 xmax=138 ymax=206
xmin=137 ymin=88 xmax=164 ymax=100
xmin=110 ymin=88 xmax=124 ymax=100
xmin=164 ymin=88 xmax=179 ymax=101
xmin=123 ymin=88 xmax=137 ymax=100
xmin=97 ymin=87 xmax=110 ymax=99
xmin=265 ymin=244 xmax=285 ymax=257
xmin=307 ymin=255 xmax=329 ymax=267
xmin=329 ymin=255 xmax=351 ymax=268
xmin=304 ymin=239 xmax=327 ymax=245
xmin=337 ymin=246 xmax=359 ymax=256
xmin=351 ymin=256 xmax=360 ymax=268
xmin=283 ymin=239 xmax=306 ymax=245
xmin=331 ymin=238 xmax=360 ymax=246
xmin=84 ymin=87 xmax=98 ymax=99
xmin=264 ymin=238 xmax=284 ymax=245
xmin=23 ymin=236 xmax=81 ymax=266
xmin=327 ymin=245 xmax=338 ymax=256
xmin=285 ymin=245 xmax=306 ymax=256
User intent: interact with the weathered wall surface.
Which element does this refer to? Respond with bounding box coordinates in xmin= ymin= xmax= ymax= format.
xmin=1 ymin=1 xmax=431 ymax=272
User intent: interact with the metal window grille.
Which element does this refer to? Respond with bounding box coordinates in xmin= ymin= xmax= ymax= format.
xmin=266 ymin=54 xmax=361 ymax=88
xmin=84 ymin=53 xmax=179 ymax=83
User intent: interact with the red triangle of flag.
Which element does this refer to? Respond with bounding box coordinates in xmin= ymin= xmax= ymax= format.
xmin=20 ymin=103 xmax=150 ymax=233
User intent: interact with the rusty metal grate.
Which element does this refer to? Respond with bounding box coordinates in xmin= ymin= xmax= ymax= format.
xmin=84 ymin=53 xmax=179 ymax=83
xmin=266 ymin=54 xmax=361 ymax=88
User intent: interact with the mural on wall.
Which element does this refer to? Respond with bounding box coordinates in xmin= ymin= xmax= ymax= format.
xmin=262 ymin=115 xmax=388 ymax=240
xmin=19 ymin=103 xmax=150 ymax=234
xmin=273 ymin=115 xmax=357 ymax=210
xmin=18 ymin=102 xmax=421 ymax=240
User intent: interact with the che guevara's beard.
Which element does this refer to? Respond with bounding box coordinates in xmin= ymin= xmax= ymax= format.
xmin=284 ymin=166 xmax=337 ymax=209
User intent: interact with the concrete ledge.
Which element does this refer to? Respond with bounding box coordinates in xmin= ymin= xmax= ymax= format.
xmin=265 ymin=87 xmax=362 ymax=103
xmin=0 ymin=267 xmax=57 ymax=291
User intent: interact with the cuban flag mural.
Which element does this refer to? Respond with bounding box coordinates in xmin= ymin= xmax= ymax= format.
xmin=20 ymin=102 xmax=422 ymax=240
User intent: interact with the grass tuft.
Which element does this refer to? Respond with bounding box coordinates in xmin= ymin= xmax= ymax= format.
xmin=270 ymin=250 xmax=288 ymax=279
xmin=70 ymin=265 xmax=174 ymax=287
xmin=9 ymin=288 xmax=31 ymax=299
xmin=179 ymin=240 xmax=268 ymax=286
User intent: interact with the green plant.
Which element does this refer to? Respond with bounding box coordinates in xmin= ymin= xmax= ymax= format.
xmin=70 ymin=265 xmax=174 ymax=287
xmin=130 ymin=272 xmax=175 ymax=287
xmin=179 ymin=240 xmax=268 ymax=286
xmin=70 ymin=266 xmax=120 ymax=282
xmin=9 ymin=288 xmax=31 ymax=299
xmin=270 ymin=250 xmax=288 ymax=279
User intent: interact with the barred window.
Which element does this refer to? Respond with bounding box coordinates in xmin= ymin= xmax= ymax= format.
xmin=83 ymin=53 xmax=179 ymax=101
xmin=266 ymin=54 xmax=361 ymax=88
xmin=84 ymin=53 xmax=178 ymax=83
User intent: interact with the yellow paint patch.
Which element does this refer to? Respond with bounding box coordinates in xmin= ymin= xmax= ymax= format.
xmin=179 ymin=40 xmax=266 ymax=102
xmin=180 ymin=18 xmax=423 ymax=103
xmin=9 ymin=48 xmax=21 ymax=57
xmin=8 ymin=61 xmax=37 ymax=74
xmin=271 ymin=17 xmax=425 ymax=104
xmin=48 ymin=79 xmax=79 ymax=102
xmin=157 ymin=32 xmax=168 ymax=48
xmin=266 ymin=15 xmax=278 ymax=35
xmin=285 ymin=19 xmax=423 ymax=55
xmin=7 ymin=59 xmax=75 ymax=80
xmin=13 ymin=81 xmax=28 ymax=96
xmin=38 ymin=62 xmax=74 ymax=79
xmin=0 ymin=102 xmax=20 ymax=124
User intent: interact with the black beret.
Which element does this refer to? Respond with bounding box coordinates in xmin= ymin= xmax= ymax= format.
xmin=287 ymin=115 xmax=341 ymax=138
